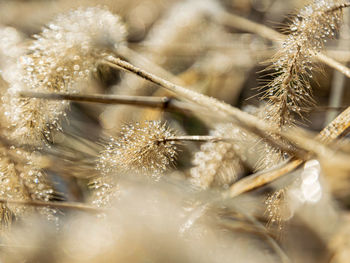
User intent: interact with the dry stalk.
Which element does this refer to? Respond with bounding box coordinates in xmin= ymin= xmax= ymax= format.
xmin=220 ymin=1 xmax=350 ymax=171
xmin=102 ymin=55 xmax=347 ymax=163
xmin=19 ymin=91 xmax=196 ymax=115
xmin=325 ymin=9 xmax=350 ymax=125
xmin=1 ymin=7 xmax=126 ymax=145
xmin=226 ymin=106 xmax=350 ymax=198
xmin=0 ymin=198 xmax=103 ymax=214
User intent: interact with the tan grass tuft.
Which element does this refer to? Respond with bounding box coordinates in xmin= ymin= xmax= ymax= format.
xmin=97 ymin=120 xmax=179 ymax=177
xmin=190 ymin=123 xmax=246 ymax=189
xmin=1 ymin=7 xmax=126 ymax=144
xmin=262 ymin=0 xmax=347 ymax=128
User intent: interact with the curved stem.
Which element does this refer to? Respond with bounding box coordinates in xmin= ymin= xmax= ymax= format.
xmin=226 ymin=106 xmax=350 ymax=198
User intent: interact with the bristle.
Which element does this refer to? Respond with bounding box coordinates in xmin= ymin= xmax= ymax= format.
xmin=92 ymin=121 xmax=178 ymax=206
xmin=262 ymin=0 xmax=346 ymax=127
xmin=97 ymin=120 xmax=179 ymax=177
xmin=265 ymin=188 xmax=288 ymax=231
xmin=257 ymin=1 xmax=347 ymax=169
xmin=89 ymin=175 xmax=119 ymax=208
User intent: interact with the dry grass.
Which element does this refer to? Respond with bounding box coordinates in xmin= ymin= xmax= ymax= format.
xmin=0 ymin=0 xmax=350 ymax=262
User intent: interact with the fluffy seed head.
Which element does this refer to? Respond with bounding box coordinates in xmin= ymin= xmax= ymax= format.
xmin=1 ymin=7 xmax=127 ymax=144
xmin=190 ymin=123 xmax=246 ymax=189
xmin=262 ymin=0 xmax=345 ymax=127
xmin=0 ymin=144 xmax=58 ymax=228
xmin=97 ymin=121 xmax=178 ymax=177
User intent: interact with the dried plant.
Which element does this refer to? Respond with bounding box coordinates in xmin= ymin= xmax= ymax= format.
xmin=91 ymin=120 xmax=179 ymax=206
xmin=0 ymin=143 xmax=58 ymax=231
xmin=261 ymin=0 xmax=348 ymax=128
xmin=97 ymin=120 xmax=178 ymax=177
xmin=254 ymin=0 xmax=350 ymax=228
xmin=254 ymin=0 xmax=350 ymax=170
xmin=0 ymin=1 xmax=350 ymax=262
xmin=264 ymin=188 xmax=289 ymax=231
xmin=1 ymin=7 xmax=126 ymax=144
xmin=190 ymin=123 xmax=246 ymax=189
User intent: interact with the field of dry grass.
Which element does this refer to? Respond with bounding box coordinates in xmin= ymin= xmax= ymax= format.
xmin=0 ymin=0 xmax=350 ymax=262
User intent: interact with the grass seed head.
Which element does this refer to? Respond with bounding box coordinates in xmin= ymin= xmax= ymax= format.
xmin=262 ymin=0 xmax=345 ymax=128
xmin=1 ymin=7 xmax=127 ymax=144
xmin=97 ymin=120 xmax=179 ymax=178
xmin=0 ymin=144 xmax=58 ymax=229
xmin=190 ymin=123 xmax=246 ymax=189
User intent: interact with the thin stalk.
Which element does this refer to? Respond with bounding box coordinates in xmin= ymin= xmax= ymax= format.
xmin=325 ymin=9 xmax=350 ymax=125
xmin=19 ymin=91 xmax=195 ymax=114
xmin=102 ymin=55 xmax=326 ymax=161
xmin=128 ymin=43 xmax=350 ymax=63
xmin=118 ymin=46 xmax=185 ymax=86
xmin=225 ymin=159 xmax=304 ymax=198
xmin=102 ymin=56 xmax=350 ymax=195
xmin=158 ymin=135 xmax=231 ymax=143
xmin=311 ymin=106 xmax=348 ymax=112
xmin=319 ymin=106 xmax=350 ymax=144
xmin=226 ymin=106 xmax=350 ymax=198
xmin=0 ymin=198 xmax=103 ymax=214
xmin=218 ymin=11 xmax=284 ymax=42
xmin=233 ymin=205 xmax=291 ymax=263
xmin=326 ymin=3 xmax=350 ymax=14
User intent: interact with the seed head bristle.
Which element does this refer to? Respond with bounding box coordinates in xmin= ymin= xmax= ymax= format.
xmin=89 ymin=175 xmax=119 ymax=208
xmin=262 ymin=0 xmax=346 ymax=128
xmin=257 ymin=1 xmax=347 ymax=169
xmin=254 ymin=104 xmax=289 ymax=170
xmin=1 ymin=7 xmax=127 ymax=144
xmin=97 ymin=120 xmax=179 ymax=177
xmin=265 ymin=188 xmax=289 ymax=232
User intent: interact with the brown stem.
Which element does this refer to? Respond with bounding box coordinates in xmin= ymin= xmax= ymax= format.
xmin=225 ymin=159 xmax=304 ymax=198
xmin=226 ymin=106 xmax=350 ymax=198
xmin=19 ymin=91 xmax=194 ymax=114
xmin=102 ymin=56 xmax=350 ymax=165
xmin=108 ymin=56 xmax=315 ymax=158
xmin=319 ymin=106 xmax=350 ymax=143
xmin=325 ymin=3 xmax=350 ymax=14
